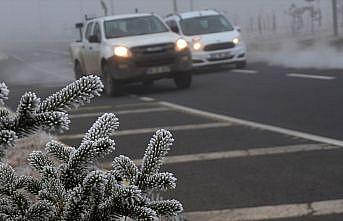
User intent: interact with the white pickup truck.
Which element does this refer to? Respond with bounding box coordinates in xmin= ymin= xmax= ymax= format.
xmin=70 ymin=13 xmax=192 ymax=96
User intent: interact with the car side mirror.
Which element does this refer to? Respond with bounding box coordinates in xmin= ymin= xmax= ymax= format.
xmin=170 ymin=26 xmax=180 ymax=34
xmin=234 ymin=26 xmax=241 ymax=32
xmin=89 ymin=35 xmax=100 ymax=43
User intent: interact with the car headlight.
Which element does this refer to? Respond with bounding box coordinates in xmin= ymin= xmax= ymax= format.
xmin=114 ymin=46 xmax=131 ymax=57
xmin=176 ymin=38 xmax=188 ymax=51
xmin=193 ymin=41 xmax=202 ymax=50
xmin=232 ymin=37 xmax=240 ymax=45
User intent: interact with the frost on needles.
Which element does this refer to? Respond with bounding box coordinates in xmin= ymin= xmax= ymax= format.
xmin=0 ymin=76 xmax=183 ymax=220
xmin=0 ymin=76 xmax=103 ymax=157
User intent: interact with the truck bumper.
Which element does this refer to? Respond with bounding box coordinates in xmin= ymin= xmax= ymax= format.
xmin=105 ymin=50 xmax=192 ymax=82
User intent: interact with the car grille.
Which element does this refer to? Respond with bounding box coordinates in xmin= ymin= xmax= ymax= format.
xmin=131 ymin=43 xmax=176 ymax=67
xmin=204 ymin=42 xmax=235 ymax=51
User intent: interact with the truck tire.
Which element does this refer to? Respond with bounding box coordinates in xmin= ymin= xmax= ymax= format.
xmin=174 ymin=72 xmax=192 ymax=89
xmin=103 ymin=63 xmax=122 ymax=96
xmin=74 ymin=61 xmax=84 ymax=80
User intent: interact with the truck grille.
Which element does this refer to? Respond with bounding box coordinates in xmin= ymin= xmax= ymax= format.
xmin=204 ymin=42 xmax=235 ymax=51
xmin=131 ymin=43 xmax=175 ymax=55
xmin=131 ymin=43 xmax=176 ymax=67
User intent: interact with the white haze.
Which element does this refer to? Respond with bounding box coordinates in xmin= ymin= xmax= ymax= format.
xmin=248 ymin=37 xmax=343 ymax=69
xmin=0 ymin=0 xmax=341 ymax=85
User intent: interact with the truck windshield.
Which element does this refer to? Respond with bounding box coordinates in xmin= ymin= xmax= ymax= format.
xmin=104 ymin=15 xmax=169 ymax=38
xmin=180 ymin=15 xmax=234 ymax=36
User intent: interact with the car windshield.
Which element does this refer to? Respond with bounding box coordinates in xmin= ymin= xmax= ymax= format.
xmin=180 ymin=15 xmax=234 ymax=36
xmin=104 ymin=15 xmax=169 ymax=38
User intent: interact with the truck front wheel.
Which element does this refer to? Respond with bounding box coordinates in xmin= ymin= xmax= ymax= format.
xmin=103 ymin=63 xmax=123 ymax=96
xmin=74 ymin=61 xmax=84 ymax=80
xmin=174 ymin=72 xmax=192 ymax=89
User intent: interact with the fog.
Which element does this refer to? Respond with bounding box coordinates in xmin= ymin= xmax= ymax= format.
xmin=0 ymin=0 xmax=342 ymax=75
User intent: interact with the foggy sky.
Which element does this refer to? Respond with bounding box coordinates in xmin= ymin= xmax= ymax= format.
xmin=0 ymin=0 xmax=334 ymax=43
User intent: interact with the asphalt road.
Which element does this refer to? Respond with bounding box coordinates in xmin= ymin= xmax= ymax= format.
xmin=1 ymin=42 xmax=343 ymax=221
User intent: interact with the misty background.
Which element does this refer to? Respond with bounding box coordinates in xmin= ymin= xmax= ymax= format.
xmin=1 ymin=0 xmax=343 ymax=69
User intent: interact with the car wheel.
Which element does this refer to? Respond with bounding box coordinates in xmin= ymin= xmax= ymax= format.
xmin=74 ymin=61 xmax=84 ymax=80
xmin=103 ymin=63 xmax=122 ymax=96
xmin=236 ymin=61 xmax=247 ymax=69
xmin=174 ymin=72 xmax=192 ymax=89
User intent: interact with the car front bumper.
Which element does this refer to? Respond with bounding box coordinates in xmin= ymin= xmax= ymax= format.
xmin=105 ymin=49 xmax=192 ymax=82
xmin=191 ymin=44 xmax=247 ymax=67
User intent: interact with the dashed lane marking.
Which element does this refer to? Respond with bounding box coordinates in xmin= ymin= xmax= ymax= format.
xmin=101 ymin=144 xmax=337 ymax=168
xmin=139 ymin=97 xmax=156 ymax=102
xmin=160 ymin=101 xmax=343 ymax=147
xmin=10 ymin=54 xmax=71 ymax=80
xmin=69 ymin=105 xmax=113 ymax=113
xmin=232 ymin=69 xmax=258 ymax=74
xmin=70 ymin=107 xmax=170 ymax=119
xmin=183 ymin=199 xmax=343 ymax=221
xmin=287 ymin=73 xmax=335 ymax=80
xmin=58 ymin=122 xmax=232 ymax=140
xmin=39 ymin=49 xmax=69 ymax=56
xmin=68 ymin=102 xmax=161 ymax=113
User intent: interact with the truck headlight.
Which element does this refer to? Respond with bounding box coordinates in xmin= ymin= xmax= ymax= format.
xmin=114 ymin=46 xmax=131 ymax=57
xmin=232 ymin=37 xmax=240 ymax=45
xmin=176 ymin=39 xmax=188 ymax=51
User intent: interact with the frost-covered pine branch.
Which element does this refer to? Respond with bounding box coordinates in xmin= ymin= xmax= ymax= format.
xmin=0 ymin=82 xmax=9 ymax=105
xmin=0 ymin=76 xmax=103 ymax=157
xmin=0 ymin=113 xmax=182 ymax=220
xmin=0 ymin=78 xmax=183 ymax=220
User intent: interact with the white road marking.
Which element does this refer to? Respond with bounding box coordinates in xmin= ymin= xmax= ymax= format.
xmin=59 ymin=122 xmax=231 ymax=140
xmin=100 ymin=144 xmax=337 ymax=168
xmin=69 ymin=102 xmax=160 ymax=113
xmin=39 ymin=49 xmax=69 ymax=56
xmin=70 ymin=107 xmax=170 ymax=119
xmin=184 ymin=199 xmax=343 ymax=221
xmin=10 ymin=54 xmax=71 ymax=80
xmin=69 ymin=105 xmax=113 ymax=113
xmin=160 ymin=101 xmax=343 ymax=147
xmin=232 ymin=69 xmax=258 ymax=74
xmin=153 ymin=144 xmax=336 ymax=165
xmin=287 ymin=73 xmax=335 ymax=80
xmin=139 ymin=97 xmax=155 ymax=102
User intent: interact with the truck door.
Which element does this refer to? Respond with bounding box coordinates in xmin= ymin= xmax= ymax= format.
xmin=83 ymin=22 xmax=95 ymax=73
xmin=87 ymin=22 xmax=102 ymax=74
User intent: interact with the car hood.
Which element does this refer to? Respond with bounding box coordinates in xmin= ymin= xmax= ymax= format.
xmin=185 ymin=30 xmax=240 ymax=45
xmin=106 ymin=32 xmax=180 ymax=48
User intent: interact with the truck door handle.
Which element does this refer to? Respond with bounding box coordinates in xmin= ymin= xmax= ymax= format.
xmin=82 ymin=45 xmax=85 ymax=49
xmin=89 ymin=47 xmax=93 ymax=50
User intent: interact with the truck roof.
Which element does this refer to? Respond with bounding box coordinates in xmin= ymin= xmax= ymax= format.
xmin=167 ymin=10 xmax=220 ymax=21
xmin=91 ymin=13 xmax=153 ymax=22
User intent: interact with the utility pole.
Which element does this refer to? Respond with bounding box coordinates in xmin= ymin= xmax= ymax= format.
xmin=110 ymin=0 xmax=114 ymax=15
xmin=173 ymin=0 xmax=178 ymax=13
xmin=100 ymin=0 xmax=108 ymax=16
xmin=190 ymin=0 xmax=194 ymax=11
xmin=332 ymin=0 xmax=338 ymax=36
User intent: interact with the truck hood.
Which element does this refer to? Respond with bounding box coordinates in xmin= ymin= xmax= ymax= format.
xmin=185 ymin=30 xmax=241 ymax=45
xmin=105 ymin=32 xmax=180 ymax=48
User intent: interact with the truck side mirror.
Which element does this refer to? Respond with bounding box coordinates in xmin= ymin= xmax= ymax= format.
xmin=89 ymin=35 xmax=100 ymax=43
xmin=75 ymin=22 xmax=84 ymax=29
xmin=234 ymin=26 xmax=241 ymax=32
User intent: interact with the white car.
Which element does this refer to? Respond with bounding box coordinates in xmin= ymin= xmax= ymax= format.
xmin=165 ymin=10 xmax=247 ymax=68
xmin=70 ymin=13 xmax=192 ymax=96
